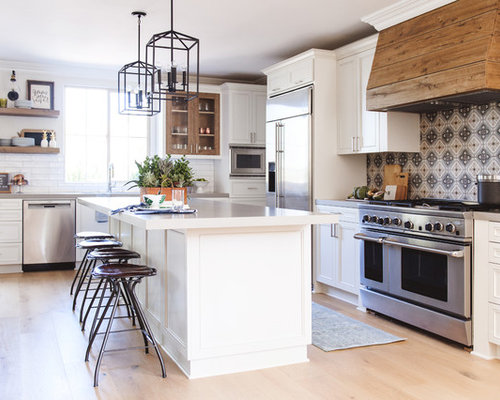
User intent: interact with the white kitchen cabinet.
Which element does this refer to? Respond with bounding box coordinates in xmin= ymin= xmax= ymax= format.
xmin=0 ymin=199 xmax=22 ymax=273
xmin=315 ymin=204 xmax=360 ymax=303
xmin=229 ymin=178 xmax=266 ymax=198
xmin=266 ymin=57 xmax=314 ymax=96
xmin=221 ymin=83 xmax=266 ymax=145
xmin=335 ymin=35 xmax=420 ymax=155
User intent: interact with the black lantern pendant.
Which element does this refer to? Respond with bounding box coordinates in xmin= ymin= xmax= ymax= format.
xmin=118 ymin=11 xmax=161 ymax=116
xmin=146 ymin=0 xmax=200 ymax=103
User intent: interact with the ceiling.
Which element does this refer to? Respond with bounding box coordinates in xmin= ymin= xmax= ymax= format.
xmin=2 ymin=0 xmax=399 ymax=82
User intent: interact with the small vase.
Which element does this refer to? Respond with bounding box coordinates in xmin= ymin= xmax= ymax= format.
xmin=40 ymin=132 xmax=48 ymax=148
xmin=49 ymin=132 xmax=57 ymax=148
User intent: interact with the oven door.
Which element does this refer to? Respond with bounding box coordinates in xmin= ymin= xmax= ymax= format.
xmin=385 ymin=234 xmax=471 ymax=318
xmin=355 ymin=230 xmax=389 ymax=293
xmin=230 ymin=147 xmax=266 ymax=176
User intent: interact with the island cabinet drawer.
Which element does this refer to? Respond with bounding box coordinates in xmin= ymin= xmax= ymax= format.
xmin=230 ymin=180 xmax=266 ymax=197
xmin=489 ymin=242 xmax=500 ymax=265
xmin=489 ymin=222 xmax=500 ymax=243
xmin=316 ymin=205 xmax=358 ymax=223
xmin=0 ymin=222 xmax=22 ymax=242
xmin=0 ymin=243 xmax=22 ymax=265
xmin=0 ymin=209 xmax=22 ymax=221
xmin=0 ymin=199 xmax=22 ymax=210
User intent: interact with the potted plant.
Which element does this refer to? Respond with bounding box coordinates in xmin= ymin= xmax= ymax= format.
xmin=126 ymin=155 xmax=194 ymax=202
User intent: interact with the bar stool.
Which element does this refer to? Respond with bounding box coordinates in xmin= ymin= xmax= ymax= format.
xmin=70 ymin=232 xmax=116 ymax=295
xmin=81 ymin=249 xmax=141 ymax=333
xmin=72 ymin=239 xmax=123 ymax=314
xmin=85 ymin=263 xmax=166 ymax=387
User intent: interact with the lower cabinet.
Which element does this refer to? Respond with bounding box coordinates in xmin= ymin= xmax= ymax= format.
xmin=315 ymin=205 xmax=360 ymax=301
xmin=0 ymin=199 xmax=23 ymax=273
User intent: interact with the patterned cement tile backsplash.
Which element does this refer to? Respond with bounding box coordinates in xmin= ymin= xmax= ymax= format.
xmin=366 ymin=101 xmax=500 ymax=201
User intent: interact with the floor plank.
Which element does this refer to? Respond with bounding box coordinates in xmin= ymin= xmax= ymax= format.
xmin=1 ymin=270 xmax=499 ymax=399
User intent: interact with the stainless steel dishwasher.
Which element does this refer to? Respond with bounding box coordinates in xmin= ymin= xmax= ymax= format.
xmin=23 ymin=199 xmax=76 ymax=271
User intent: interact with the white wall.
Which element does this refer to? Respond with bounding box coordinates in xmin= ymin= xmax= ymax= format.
xmin=0 ymin=61 xmax=216 ymax=194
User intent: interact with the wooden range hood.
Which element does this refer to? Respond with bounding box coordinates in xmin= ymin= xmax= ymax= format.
xmin=366 ymin=0 xmax=500 ymax=112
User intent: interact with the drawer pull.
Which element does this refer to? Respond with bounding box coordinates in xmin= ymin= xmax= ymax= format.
xmin=247 ymin=187 xmax=258 ymax=190
xmin=272 ymin=87 xmax=281 ymax=92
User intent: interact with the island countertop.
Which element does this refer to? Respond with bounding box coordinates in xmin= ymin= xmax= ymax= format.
xmin=78 ymin=196 xmax=339 ymax=230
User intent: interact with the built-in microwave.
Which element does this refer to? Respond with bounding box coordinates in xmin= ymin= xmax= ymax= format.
xmin=230 ymin=145 xmax=266 ymax=177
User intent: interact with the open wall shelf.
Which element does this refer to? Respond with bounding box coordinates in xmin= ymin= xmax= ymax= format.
xmin=0 ymin=146 xmax=60 ymax=154
xmin=0 ymin=108 xmax=60 ymax=118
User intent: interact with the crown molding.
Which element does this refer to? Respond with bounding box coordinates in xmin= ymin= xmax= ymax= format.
xmin=361 ymin=0 xmax=457 ymax=31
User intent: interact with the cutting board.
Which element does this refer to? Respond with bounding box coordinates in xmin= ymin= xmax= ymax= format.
xmin=383 ymin=165 xmax=408 ymax=200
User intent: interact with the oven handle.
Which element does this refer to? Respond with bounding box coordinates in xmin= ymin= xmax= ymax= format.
xmin=353 ymin=233 xmax=385 ymax=244
xmin=383 ymin=238 xmax=465 ymax=258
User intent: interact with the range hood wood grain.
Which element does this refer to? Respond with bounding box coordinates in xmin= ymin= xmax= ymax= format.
xmin=367 ymin=0 xmax=500 ymax=112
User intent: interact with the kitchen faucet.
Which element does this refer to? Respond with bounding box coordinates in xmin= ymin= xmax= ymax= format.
xmin=107 ymin=163 xmax=115 ymax=193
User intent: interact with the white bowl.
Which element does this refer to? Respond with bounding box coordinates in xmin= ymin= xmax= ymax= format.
xmin=12 ymin=137 xmax=35 ymax=147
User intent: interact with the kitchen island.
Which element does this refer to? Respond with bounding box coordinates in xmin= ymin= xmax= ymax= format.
xmin=77 ymin=196 xmax=338 ymax=378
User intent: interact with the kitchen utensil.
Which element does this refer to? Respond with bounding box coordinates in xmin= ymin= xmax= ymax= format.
xmin=383 ymin=165 xmax=408 ymax=200
xmin=477 ymin=174 xmax=500 ymax=206
xmin=383 ymin=165 xmax=402 ymax=186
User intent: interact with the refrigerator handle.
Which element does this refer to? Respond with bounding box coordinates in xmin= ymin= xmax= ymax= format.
xmin=275 ymin=122 xmax=284 ymax=208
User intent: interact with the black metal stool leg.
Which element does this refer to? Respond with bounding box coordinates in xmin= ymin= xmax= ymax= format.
xmin=73 ymin=259 xmax=92 ymax=311
xmin=85 ymin=279 xmax=116 ymax=362
xmin=70 ymin=249 xmax=89 ymax=295
xmin=80 ymin=259 xmax=97 ymax=322
xmin=89 ymin=279 xmax=109 ymax=340
xmin=128 ymin=278 xmax=166 ymax=378
xmin=123 ymin=278 xmax=149 ymax=354
xmin=93 ymin=280 xmax=121 ymax=387
xmin=81 ymin=278 xmax=104 ymax=332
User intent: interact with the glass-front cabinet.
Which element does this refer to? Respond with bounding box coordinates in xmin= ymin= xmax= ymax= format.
xmin=165 ymin=92 xmax=220 ymax=156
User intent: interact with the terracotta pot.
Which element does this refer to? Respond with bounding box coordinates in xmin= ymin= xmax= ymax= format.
xmin=139 ymin=187 xmax=187 ymax=203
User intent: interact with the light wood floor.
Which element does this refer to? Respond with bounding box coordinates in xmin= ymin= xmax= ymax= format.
xmin=1 ymin=270 xmax=500 ymax=400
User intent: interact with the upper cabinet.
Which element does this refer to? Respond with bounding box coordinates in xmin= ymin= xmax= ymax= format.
xmin=266 ymin=57 xmax=314 ymax=97
xmin=165 ymin=92 xmax=220 ymax=156
xmin=335 ymin=35 xmax=420 ymax=155
xmin=221 ymin=83 xmax=266 ymax=145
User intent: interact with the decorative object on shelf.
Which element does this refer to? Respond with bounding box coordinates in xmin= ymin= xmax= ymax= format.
xmin=0 ymin=173 xmax=10 ymax=193
xmin=118 ymin=11 xmax=160 ymax=116
xmin=12 ymin=137 xmax=35 ymax=147
xmin=10 ymin=173 xmax=28 ymax=193
xmin=40 ymin=131 xmax=48 ymax=148
xmin=8 ymin=71 xmax=19 ymax=101
xmin=125 ymin=154 xmax=194 ymax=202
xmin=27 ymin=80 xmax=54 ymax=110
xmin=49 ymin=131 xmax=57 ymax=148
xmin=0 ymin=138 xmax=11 ymax=146
xmin=146 ymin=0 xmax=199 ymax=103
xmin=20 ymin=129 xmax=47 ymax=146
xmin=192 ymin=178 xmax=209 ymax=193
xmin=14 ymin=99 xmax=33 ymax=109
xmin=0 ymin=98 xmax=7 ymax=108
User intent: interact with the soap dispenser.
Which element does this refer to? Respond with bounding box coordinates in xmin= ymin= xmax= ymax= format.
xmin=49 ymin=131 xmax=57 ymax=148
xmin=40 ymin=131 xmax=48 ymax=148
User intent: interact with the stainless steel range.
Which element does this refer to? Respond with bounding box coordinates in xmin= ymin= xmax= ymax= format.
xmin=354 ymin=199 xmax=484 ymax=346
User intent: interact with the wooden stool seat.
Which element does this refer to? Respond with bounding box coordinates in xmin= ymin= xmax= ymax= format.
xmin=92 ymin=264 xmax=156 ymax=279
xmin=75 ymin=231 xmax=115 ymax=240
xmin=77 ymin=239 xmax=123 ymax=250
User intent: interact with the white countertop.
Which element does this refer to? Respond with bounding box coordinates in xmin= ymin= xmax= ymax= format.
xmin=78 ymin=196 xmax=339 ymax=230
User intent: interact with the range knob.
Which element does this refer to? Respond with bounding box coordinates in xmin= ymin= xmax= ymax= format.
xmin=377 ymin=218 xmax=384 ymax=225
xmin=434 ymin=222 xmax=444 ymax=232
xmin=425 ymin=223 xmax=434 ymax=232
xmin=392 ymin=218 xmax=402 ymax=226
xmin=370 ymin=216 xmax=379 ymax=223
xmin=362 ymin=214 xmax=370 ymax=223
xmin=446 ymin=223 xmax=456 ymax=233
xmin=383 ymin=217 xmax=391 ymax=225
xmin=404 ymin=221 xmax=414 ymax=229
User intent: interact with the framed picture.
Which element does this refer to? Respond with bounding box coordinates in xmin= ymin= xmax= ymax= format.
xmin=27 ymin=80 xmax=54 ymax=110
xmin=20 ymin=129 xmax=51 ymax=146
xmin=0 ymin=173 xmax=10 ymax=193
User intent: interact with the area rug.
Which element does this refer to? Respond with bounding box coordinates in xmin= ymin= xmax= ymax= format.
xmin=312 ymin=302 xmax=405 ymax=351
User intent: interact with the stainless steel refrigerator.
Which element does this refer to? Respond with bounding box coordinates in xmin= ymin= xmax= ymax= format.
xmin=266 ymin=86 xmax=312 ymax=211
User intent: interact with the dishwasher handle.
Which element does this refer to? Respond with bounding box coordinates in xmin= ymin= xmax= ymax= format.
xmin=26 ymin=201 xmax=73 ymax=208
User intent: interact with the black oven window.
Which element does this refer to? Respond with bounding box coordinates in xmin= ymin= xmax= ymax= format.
xmin=364 ymin=241 xmax=383 ymax=282
xmin=401 ymin=248 xmax=447 ymax=301
xmin=236 ymin=154 xmax=261 ymax=169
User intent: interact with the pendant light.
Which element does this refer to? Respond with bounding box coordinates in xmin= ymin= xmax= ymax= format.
xmin=146 ymin=0 xmax=200 ymax=103
xmin=118 ymin=11 xmax=161 ymax=116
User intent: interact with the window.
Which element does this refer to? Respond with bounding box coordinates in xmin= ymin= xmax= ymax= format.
xmin=65 ymin=87 xmax=148 ymax=184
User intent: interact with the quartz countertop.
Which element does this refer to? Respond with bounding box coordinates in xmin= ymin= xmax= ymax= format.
xmin=0 ymin=192 xmax=229 ymax=199
xmin=315 ymin=199 xmax=362 ymax=208
xmin=473 ymin=211 xmax=500 ymax=222
xmin=78 ymin=196 xmax=338 ymax=230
